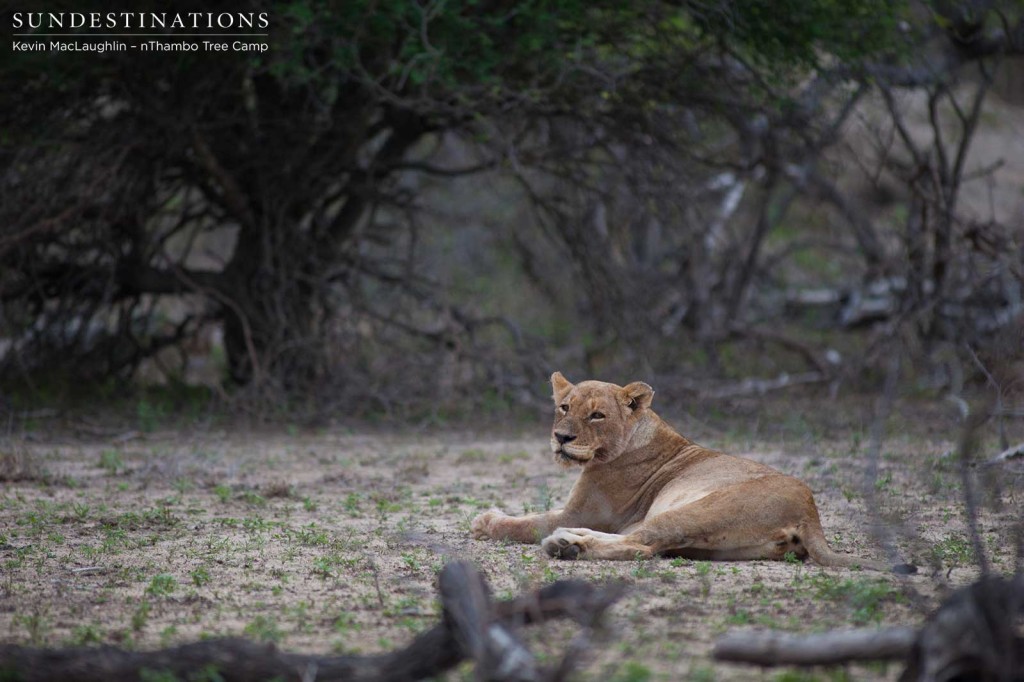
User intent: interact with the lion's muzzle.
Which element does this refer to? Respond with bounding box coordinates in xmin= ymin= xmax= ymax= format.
xmin=550 ymin=436 xmax=594 ymax=464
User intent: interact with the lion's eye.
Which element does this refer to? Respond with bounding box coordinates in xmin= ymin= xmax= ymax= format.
xmin=559 ymin=404 xmax=569 ymax=414
xmin=589 ymin=412 xmax=605 ymax=421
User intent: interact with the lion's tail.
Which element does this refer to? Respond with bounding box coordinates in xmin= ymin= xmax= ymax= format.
xmin=800 ymin=519 xmax=916 ymax=574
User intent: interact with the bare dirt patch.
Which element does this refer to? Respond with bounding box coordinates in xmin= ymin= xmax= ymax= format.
xmin=1 ymin=398 xmax=1021 ymax=680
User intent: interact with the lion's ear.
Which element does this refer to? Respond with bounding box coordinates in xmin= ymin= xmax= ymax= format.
xmin=551 ymin=371 xmax=574 ymax=400
xmin=622 ymin=381 xmax=654 ymax=411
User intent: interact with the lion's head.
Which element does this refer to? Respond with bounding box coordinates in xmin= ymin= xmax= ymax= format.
xmin=549 ymin=371 xmax=655 ymax=467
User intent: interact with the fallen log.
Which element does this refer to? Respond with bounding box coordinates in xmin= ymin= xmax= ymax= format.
xmin=0 ymin=562 xmax=626 ymax=682
xmin=713 ymin=576 xmax=1024 ymax=682
xmin=713 ymin=626 xmax=916 ymax=666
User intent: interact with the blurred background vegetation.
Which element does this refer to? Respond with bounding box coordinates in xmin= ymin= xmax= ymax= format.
xmin=2 ymin=0 xmax=1023 ymax=421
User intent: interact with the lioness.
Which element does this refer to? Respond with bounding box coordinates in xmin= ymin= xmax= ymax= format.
xmin=472 ymin=372 xmax=914 ymax=572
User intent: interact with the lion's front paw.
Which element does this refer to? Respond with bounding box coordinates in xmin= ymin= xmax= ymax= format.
xmin=471 ymin=509 xmax=507 ymax=541
xmin=542 ymin=529 xmax=585 ymax=560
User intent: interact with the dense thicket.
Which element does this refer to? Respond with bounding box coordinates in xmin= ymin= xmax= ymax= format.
xmin=2 ymin=1 xmax=1022 ymax=414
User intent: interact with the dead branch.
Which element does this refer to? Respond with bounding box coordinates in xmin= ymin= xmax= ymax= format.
xmin=189 ymin=129 xmax=257 ymax=230
xmin=0 ymin=561 xmax=626 ymax=682
xmin=781 ymin=164 xmax=885 ymax=269
xmin=713 ymin=626 xmax=917 ymax=666
xmin=727 ymin=326 xmax=834 ymax=376
xmin=984 ymin=442 xmax=1024 ymax=466
xmin=715 ymin=576 xmax=1024 ymax=681
xmin=439 ymin=561 xmax=537 ymax=682
xmin=698 ymin=372 xmax=827 ymax=399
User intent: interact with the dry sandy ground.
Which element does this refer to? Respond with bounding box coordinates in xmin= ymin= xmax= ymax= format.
xmin=1 ymin=398 xmax=1021 ymax=681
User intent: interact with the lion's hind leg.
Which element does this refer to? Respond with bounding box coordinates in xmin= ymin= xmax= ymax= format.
xmin=542 ymin=528 xmax=656 ymax=561
xmin=633 ymin=479 xmax=814 ymax=560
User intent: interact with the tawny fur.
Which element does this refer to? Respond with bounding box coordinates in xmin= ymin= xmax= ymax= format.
xmin=471 ymin=372 xmax=910 ymax=571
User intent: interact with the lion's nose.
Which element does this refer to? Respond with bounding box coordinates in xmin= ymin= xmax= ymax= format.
xmin=555 ymin=432 xmax=577 ymax=445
